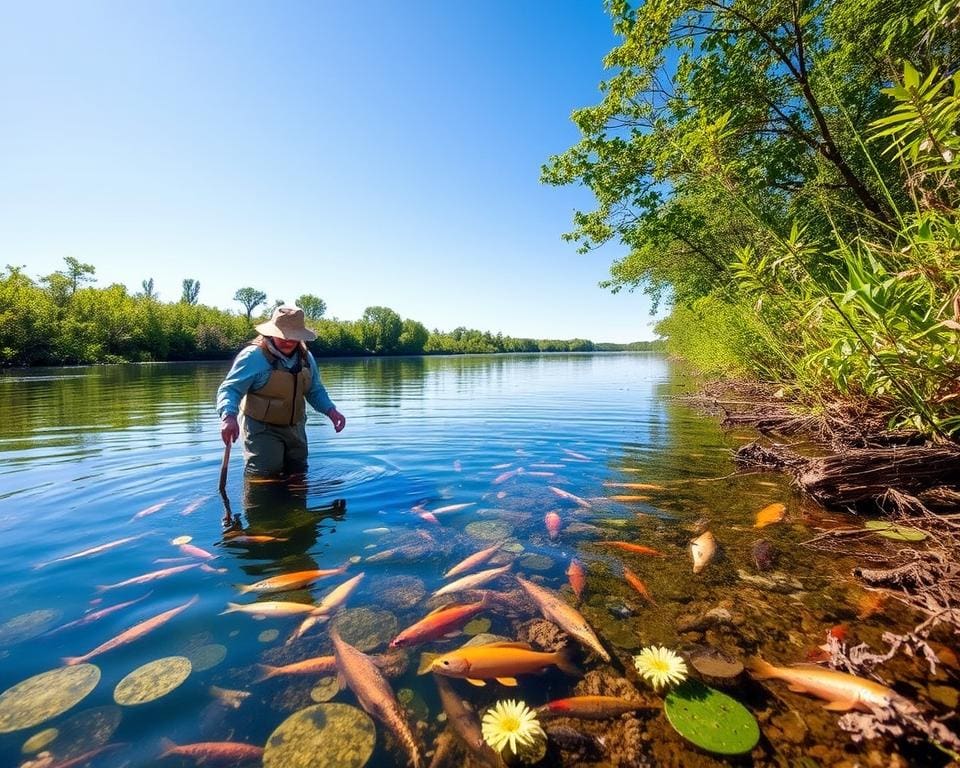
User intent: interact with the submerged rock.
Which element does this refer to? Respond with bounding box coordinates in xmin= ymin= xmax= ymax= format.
xmin=737 ymin=569 xmax=803 ymax=594
xmin=331 ymin=608 xmax=398 ymax=652
xmin=752 ymin=539 xmax=778 ymax=572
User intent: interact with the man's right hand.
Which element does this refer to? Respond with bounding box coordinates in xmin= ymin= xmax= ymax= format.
xmin=221 ymin=414 xmax=239 ymax=445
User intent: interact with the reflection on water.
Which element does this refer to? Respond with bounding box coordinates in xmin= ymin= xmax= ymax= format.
xmin=0 ymin=355 xmax=941 ymax=767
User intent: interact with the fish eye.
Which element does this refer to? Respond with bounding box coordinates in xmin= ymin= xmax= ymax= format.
xmin=441 ymin=660 xmax=450 ymax=666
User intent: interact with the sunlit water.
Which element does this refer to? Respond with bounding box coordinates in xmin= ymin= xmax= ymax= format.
xmin=0 ymin=355 xmax=938 ymax=767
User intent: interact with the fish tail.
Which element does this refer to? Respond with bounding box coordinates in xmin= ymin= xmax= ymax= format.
xmin=254 ymin=664 xmax=280 ymax=682
xmin=220 ymin=602 xmax=242 ymax=615
xmin=745 ymin=656 xmax=776 ymax=679
xmin=158 ymin=737 xmax=178 ymax=759
xmin=234 ymin=584 xmax=252 ymax=595
xmin=94 ymin=584 xmax=109 ymax=594
xmin=62 ymin=655 xmax=86 ymax=666
xmin=554 ymin=647 xmax=583 ymax=677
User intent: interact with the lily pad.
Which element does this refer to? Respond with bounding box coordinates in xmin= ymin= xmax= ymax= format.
xmin=41 ymin=705 xmax=122 ymax=760
xmin=664 ymin=679 xmax=759 ymax=755
xmin=864 ymin=520 xmax=927 ymax=541
xmin=186 ymin=644 xmax=227 ymax=672
xmin=264 ymin=703 xmax=375 ymax=768
xmin=465 ymin=521 xmax=513 ymax=542
xmin=258 ymin=629 xmax=280 ymax=643
xmin=171 ymin=535 xmax=193 ymax=545
xmin=501 ymin=541 xmax=525 ymax=554
xmin=330 ymin=608 xmax=397 ymax=652
xmin=518 ymin=554 xmax=553 ymax=571
xmin=21 ymin=727 xmax=58 ymax=754
xmin=0 ymin=665 xmax=101 ymax=733
xmin=464 ymin=618 xmax=491 ymax=636
xmin=0 ymin=609 xmax=61 ymax=646
xmin=378 ymin=576 xmax=427 ymax=610
xmin=113 ymin=656 xmax=192 ymax=706
xmin=310 ymin=676 xmax=340 ymax=703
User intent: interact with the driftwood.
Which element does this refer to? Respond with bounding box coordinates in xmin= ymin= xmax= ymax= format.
xmin=736 ymin=441 xmax=960 ymax=511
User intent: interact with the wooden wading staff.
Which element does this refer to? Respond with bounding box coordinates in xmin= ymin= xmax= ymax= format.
xmin=218 ymin=440 xmax=231 ymax=494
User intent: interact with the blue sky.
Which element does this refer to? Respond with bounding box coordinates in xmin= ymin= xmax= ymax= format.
xmin=0 ymin=1 xmax=658 ymax=343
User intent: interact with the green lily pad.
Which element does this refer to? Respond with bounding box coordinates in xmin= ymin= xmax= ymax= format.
xmin=0 ymin=665 xmax=101 ymax=733
xmin=864 ymin=521 xmax=927 ymax=541
xmin=264 ymin=703 xmax=375 ymax=768
xmin=113 ymin=657 xmax=191 ymax=706
xmin=664 ymin=679 xmax=759 ymax=755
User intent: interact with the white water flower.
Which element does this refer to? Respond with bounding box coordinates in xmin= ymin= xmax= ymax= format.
xmin=481 ymin=699 xmax=546 ymax=755
xmin=633 ymin=645 xmax=688 ymax=691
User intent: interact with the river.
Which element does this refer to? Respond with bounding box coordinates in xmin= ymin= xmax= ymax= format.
xmin=0 ymin=354 xmax=940 ymax=767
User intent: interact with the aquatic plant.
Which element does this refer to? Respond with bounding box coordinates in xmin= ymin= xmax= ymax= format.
xmin=633 ymin=646 xmax=688 ymax=691
xmin=481 ymin=699 xmax=546 ymax=757
xmin=664 ymin=679 xmax=760 ymax=755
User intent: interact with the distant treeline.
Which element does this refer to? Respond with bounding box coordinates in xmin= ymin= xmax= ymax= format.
xmin=0 ymin=261 xmax=659 ymax=366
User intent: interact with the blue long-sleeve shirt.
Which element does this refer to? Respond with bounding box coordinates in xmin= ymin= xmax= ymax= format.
xmin=216 ymin=345 xmax=335 ymax=420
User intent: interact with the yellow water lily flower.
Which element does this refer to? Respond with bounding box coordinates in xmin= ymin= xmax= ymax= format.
xmin=633 ymin=645 xmax=688 ymax=691
xmin=481 ymin=699 xmax=545 ymax=755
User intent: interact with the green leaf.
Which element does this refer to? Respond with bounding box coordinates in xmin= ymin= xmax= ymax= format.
xmin=864 ymin=520 xmax=927 ymax=541
xmin=664 ymin=679 xmax=760 ymax=755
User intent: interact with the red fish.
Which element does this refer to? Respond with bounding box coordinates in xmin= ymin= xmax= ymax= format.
xmin=566 ymin=559 xmax=586 ymax=600
xmin=389 ymin=596 xmax=488 ymax=649
xmin=159 ymin=739 xmax=264 ymax=763
xmin=623 ymin=566 xmax=656 ymax=605
xmin=545 ymin=511 xmax=562 ymax=540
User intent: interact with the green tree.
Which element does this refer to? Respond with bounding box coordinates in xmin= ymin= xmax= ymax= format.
xmin=296 ymin=294 xmax=327 ymax=321
xmin=181 ymin=279 xmax=200 ymax=305
xmin=139 ymin=278 xmax=158 ymax=300
xmin=357 ymin=306 xmax=403 ymax=354
xmin=62 ymin=256 xmax=96 ymax=294
xmin=398 ymin=318 xmax=429 ymax=354
xmin=234 ymin=287 xmax=268 ymax=321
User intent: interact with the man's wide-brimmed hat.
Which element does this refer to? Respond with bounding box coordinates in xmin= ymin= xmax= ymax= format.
xmin=255 ymin=305 xmax=317 ymax=342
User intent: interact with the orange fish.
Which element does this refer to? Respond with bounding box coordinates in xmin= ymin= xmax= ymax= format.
xmin=598 ymin=541 xmax=665 ymax=557
xmin=389 ymin=596 xmax=487 ymax=648
xmin=608 ymin=495 xmax=650 ymax=502
xmin=548 ymin=486 xmax=592 ymax=508
xmin=64 ymin=595 xmax=198 ymax=665
xmin=545 ymin=511 xmax=562 ymax=540
xmin=755 ymin=502 xmax=786 ymax=528
xmin=603 ymin=482 xmax=665 ymax=491
xmin=220 ymin=601 xmax=317 ymax=617
xmin=623 ymin=566 xmax=656 ymax=605
xmin=566 ymin=559 xmax=586 ymax=600
xmin=427 ymin=640 xmax=580 ymax=686
xmin=223 ymin=534 xmax=289 ymax=544
xmin=236 ymin=564 xmax=349 ymax=594
xmin=689 ymin=531 xmax=716 ymax=573
xmin=443 ymin=543 xmax=502 ymax=579
xmin=434 ymin=675 xmax=501 ymax=766
xmin=255 ymin=654 xmax=337 ymax=681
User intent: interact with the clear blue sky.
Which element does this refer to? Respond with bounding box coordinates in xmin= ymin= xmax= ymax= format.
xmin=0 ymin=1 xmax=659 ymax=343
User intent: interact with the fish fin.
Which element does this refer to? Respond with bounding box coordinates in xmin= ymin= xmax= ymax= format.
xmin=254 ymin=664 xmax=279 ymax=683
xmin=234 ymin=584 xmax=252 ymax=595
xmin=465 ymin=678 xmax=486 ymax=687
xmin=158 ymin=737 xmax=178 ymax=759
xmin=744 ymin=656 xmax=776 ymax=679
xmin=787 ymin=683 xmax=807 ymax=693
xmin=496 ymin=677 xmax=519 ymax=686
xmin=220 ymin=602 xmax=242 ymax=615
xmin=442 ymin=631 xmax=462 ymax=639
xmin=483 ymin=641 xmax=532 ymax=650
xmin=94 ymin=585 xmax=108 ymax=594
xmin=417 ymin=653 xmax=440 ymax=675
xmin=425 ymin=603 xmax=458 ymax=617
xmin=337 ymin=673 xmax=346 ymax=691
xmin=554 ymin=647 xmax=583 ymax=677
xmin=823 ymin=700 xmax=858 ymax=712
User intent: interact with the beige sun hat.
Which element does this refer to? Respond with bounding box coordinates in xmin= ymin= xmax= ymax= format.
xmin=255 ymin=305 xmax=317 ymax=341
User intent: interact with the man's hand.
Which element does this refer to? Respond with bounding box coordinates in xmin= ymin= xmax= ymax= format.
xmin=326 ymin=407 xmax=346 ymax=433
xmin=221 ymin=414 xmax=239 ymax=445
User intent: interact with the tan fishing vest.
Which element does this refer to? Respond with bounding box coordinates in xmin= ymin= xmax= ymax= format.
xmin=239 ymin=339 xmax=312 ymax=426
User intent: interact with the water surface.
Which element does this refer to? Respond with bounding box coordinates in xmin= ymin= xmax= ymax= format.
xmin=0 ymin=354 xmax=934 ymax=767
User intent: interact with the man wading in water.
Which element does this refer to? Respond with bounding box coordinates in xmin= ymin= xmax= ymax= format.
xmin=217 ymin=305 xmax=346 ymax=477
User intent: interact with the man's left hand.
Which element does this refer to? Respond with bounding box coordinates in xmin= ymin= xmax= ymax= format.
xmin=326 ymin=407 xmax=346 ymax=433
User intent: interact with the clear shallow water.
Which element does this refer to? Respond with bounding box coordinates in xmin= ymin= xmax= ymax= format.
xmin=0 ymin=355 xmax=938 ymax=767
